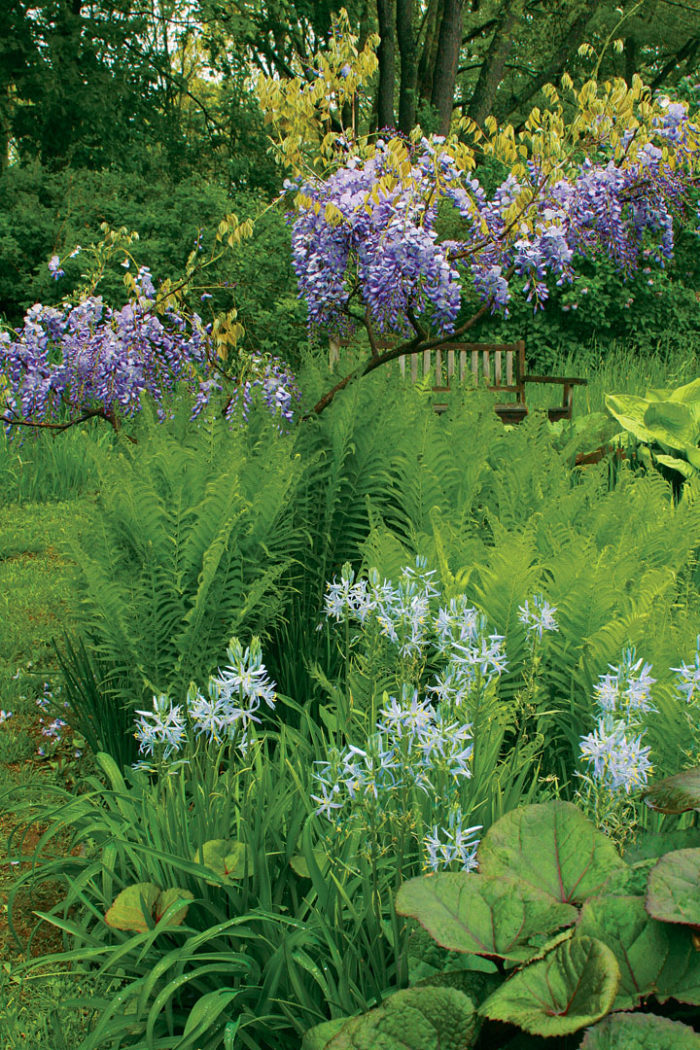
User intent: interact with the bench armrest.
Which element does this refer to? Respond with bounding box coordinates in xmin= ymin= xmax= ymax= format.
xmin=523 ymin=375 xmax=587 ymax=385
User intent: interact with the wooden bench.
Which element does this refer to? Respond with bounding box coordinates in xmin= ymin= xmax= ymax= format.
xmin=328 ymin=338 xmax=586 ymax=423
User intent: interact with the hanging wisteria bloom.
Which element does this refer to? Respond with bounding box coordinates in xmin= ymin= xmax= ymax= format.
xmin=289 ymin=109 xmax=696 ymax=342
xmin=1 ymin=288 xmax=301 ymax=433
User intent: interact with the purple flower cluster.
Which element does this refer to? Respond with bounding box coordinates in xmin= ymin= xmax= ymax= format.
xmin=1 ymin=292 xmax=301 ymax=431
xmin=290 ymin=146 xmax=462 ymax=336
xmin=0 ymin=296 xmax=207 ymax=426
xmin=290 ymin=114 xmax=696 ymax=334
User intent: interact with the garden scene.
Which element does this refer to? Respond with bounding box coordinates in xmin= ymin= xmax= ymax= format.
xmin=4 ymin=1 xmax=700 ymax=1047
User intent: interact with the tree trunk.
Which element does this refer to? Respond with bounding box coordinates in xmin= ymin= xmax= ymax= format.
xmin=467 ymin=0 xmax=525 ymax=127
xmin=431 ymin=0 xmax=463 ymax=135
xmin=496 ymin=3 xmax=597 ymax=123
xmin=376 ymin=0 xmax=396 ymax=129
xmin=396 ymin=0 xmax=418 ymax=133
xmin=417 ymin=0 xmax=444 ymax=106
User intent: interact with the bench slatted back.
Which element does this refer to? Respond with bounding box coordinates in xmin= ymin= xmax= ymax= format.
xmin=329 ymin=338 xmax=526 ymax=402
xmin=386 ymin=341 xmax=526 ymax=401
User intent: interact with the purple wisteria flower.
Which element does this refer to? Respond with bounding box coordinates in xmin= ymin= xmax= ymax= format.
xmin=290 ymin=120 xmax=695 ymax=338
xmin=1 ymin=292 xmax=301 ymax=432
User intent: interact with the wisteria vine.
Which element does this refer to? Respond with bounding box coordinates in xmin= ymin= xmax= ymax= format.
xmin=0 ymin=268 xmax=300 ymax=435
xmin=286 ymin=93 xmax=700 ymax=413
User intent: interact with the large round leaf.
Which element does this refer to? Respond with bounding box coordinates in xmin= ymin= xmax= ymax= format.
xmin=193 ymin=839 xmax=253 ymax=880
xmin=105 ymin=882 xmax=161 ymax=932
xmin=104 ymin=883 xmax=193 ymax=932
xmin=480 ymin=936 xmax=620 ymax=1037
xmin=653 ymin=920 xmax=700 ymax=1006
xmin=642 ymin=768 xmax=700 ymax=814
xmin=323 ymin=986 xmax=479 ymax=1050
xmin=647 ymin=848 xmax=700 ymax=927
xmin=396 ymin=873 xmax=577 ymax=962
xmin=477 ymin=801 xmax=625 ymax=905
xmin=577 ymin=895 xmax=671 ymax=1010
xmin=579 ymin=1012 xmax=700 ymax=1049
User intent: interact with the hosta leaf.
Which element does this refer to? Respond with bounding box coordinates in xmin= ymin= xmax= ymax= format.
xmin=642 ymin=768 xmax=700 ymax=814
xmin=193 ymin=839 xmax=253 ymax=879
xmin=480 ymin=936 xmax=620 ymax=1037
xmin=477 ymin=801 xmax=625 ymax=905
xmin=155 ymin=887 xmax=194 ymax=927
xmin=644 ymin=401 xmax=698 ymax=449
xmin=654 ymin=453 xmax=695 ymax=478
xmin=667 ymin=377 xmax=700 ymax=405
xmin=104 ymin=883 xmax=161 ymax=932
xmin=579 ymin=1011 xmax=700 ymax=1049
xmin=577 ymin=895 xmax=671 ymax=1009
xmin=396 ymin=873 xmax=577 ymax=962
xmin=323 ymin=986 xmax=479 ymax=1050
xmin=605 ymin=395 xmax=656 ymax=445
xmin=647 ymin=848 xmax=700 ymax=927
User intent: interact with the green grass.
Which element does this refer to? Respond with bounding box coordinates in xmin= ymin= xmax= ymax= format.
xmin=528 ymin=341 xmax=700 ymax=417
xmin=0 ymin=494 xmax=95 ymax=1049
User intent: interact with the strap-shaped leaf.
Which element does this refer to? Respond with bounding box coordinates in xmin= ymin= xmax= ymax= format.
xmin=647 ymin=848 xmax=700 ymax=927
xmin=480 ymin=936 xmax=620 ymax=1037
xmin=396 ymin=873 xmax=577 ymax=962
xmin=579 ymin=1011 xmax=700 ymax=1049
xmin=317 ymin=986 xmax=479 ymax=1050
xmin=642 ymin=767 xmax=700 ymax=814
xmin=577 ymin=895 xmax=671 ymax=1010
xmin=477 ymin=801 xmax=625 ymax=905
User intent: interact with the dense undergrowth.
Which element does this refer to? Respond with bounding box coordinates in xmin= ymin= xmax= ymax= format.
xmin=1 ymin=349 xmax=700 ymax=1048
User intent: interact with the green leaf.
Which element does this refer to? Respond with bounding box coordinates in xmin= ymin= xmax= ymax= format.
xmin=396 ymin=873 xmax=577 ymax=962
xmin=578 ymin=1011 xmax=700 ymax=1049
xmin=290 ymin=852 xmax=330 ymax=879
xmin=104 ymin=883 xmax=194 ymax=932
xmin=181 ymin=988 xmax=239 ymax=1040
xmin=405 ymin=923 xmax=497 ymax=983
xmin=654 ymin=922 xmax=700 ymax=1006
xmin=644 ymin=401 xmax=698 ymax=449
xmin=577 ymin=895 xmax=671 ymax=1009
xmin=193 ymin=839 xmax=253 ymax=880
xmin=654 ymin=453 xmax=695 ymax=477
xmin=480 ymin=936 xmax=620 ymax=1037
xmin=155 ymin=887 xmax=194 ymax=927
xmin=323 ymin=986 xmax=479 ymax=1050
xmin=477 ymin=801 xmax=625 ymax=905
xmin=624 ymin=828 xmax=700 ymax=864
xmin=301 ymin=1019 xmax=347 ymax=1050
xmin=647 ymin=848 xmax=700 ymax=927
xmin=605 ymin=394 xmax=656 ymax=445
xmin=642 ymin=767 xmax=700 ymax=814
xmin=104 ymin=883 xmax=161 ymax=932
